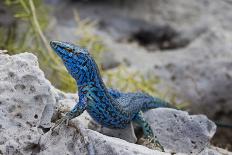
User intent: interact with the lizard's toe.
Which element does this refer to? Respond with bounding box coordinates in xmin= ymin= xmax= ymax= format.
xmin=51 ymin=113 xmax=71 ymax=131
xmin=139 ymin=136 xmax=165 ymax=152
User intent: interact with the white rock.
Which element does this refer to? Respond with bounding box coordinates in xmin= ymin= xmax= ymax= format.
xmin=39 ymin=125 xmax=89 ymax=155
xmin=144 ymin=108 xmax=216 ymax=154
xmin=0 ymin=52 xmax=231 ymax=154
xmin=86 ymin=129 xmax=168 ymax=155
xmin=103 ymin=26 xmax=232 ymax=148
xmin=206 ymin=146 xmax=232 ymax=155
xmin=0 ymin=53 xmax=57 ymax=154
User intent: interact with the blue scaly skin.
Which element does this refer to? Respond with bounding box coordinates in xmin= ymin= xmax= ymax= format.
xmin=50 ymin=41 xmax=175 ymax=152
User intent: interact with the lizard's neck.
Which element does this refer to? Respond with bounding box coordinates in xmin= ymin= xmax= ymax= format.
xmin=75 ymin=57 xmax=109 ymax=97
xmin=77 ymin=74 xmax=107 ymax=95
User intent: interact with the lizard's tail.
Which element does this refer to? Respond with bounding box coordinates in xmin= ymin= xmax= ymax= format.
xmin=142 ymin=97 xmax=232 ymax=129
xmin=141 ymin=97 xmax=176 ymax=111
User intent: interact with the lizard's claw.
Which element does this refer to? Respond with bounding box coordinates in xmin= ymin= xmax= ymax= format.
xmin=142 ymin=136 xmax=165 ymax=152
xmin=151 ymin=138 xmax=164 ymax=152
xmin=51 ymin=114 xmax=71 ymax=131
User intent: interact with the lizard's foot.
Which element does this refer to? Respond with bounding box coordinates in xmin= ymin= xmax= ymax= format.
xmin=139 ymin=136 xmax=164 ymax=152
xmin=133 ymin=112 xmax=165 ymax=152
xmin=51 ymin=112 xmax=71 ymax=131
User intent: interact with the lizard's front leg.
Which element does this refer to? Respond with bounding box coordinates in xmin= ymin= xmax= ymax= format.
xmin=52 ymin=95 xmax=87 ymax=130
xmin=133 ymin=111 xmax=164 ymax=152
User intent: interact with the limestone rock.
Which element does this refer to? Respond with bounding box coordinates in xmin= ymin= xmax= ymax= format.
xmin=86 ymin=129 xmax=168 ymax=155
xmin=0 ymin=52 xmax=230 ymax=155
xmin=0 ymin=53 xmax=57 ymax=154
xmin=144 ymin=108 xmax=216 ymax=154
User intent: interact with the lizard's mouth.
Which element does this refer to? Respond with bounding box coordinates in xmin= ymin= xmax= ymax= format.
xmin=50 ymin=40 xmax=68 ymax=56
xmin=50 ymin=41 xmax=75 ymax=53
xmin=50 ymin=41 xmax=61 ymax=50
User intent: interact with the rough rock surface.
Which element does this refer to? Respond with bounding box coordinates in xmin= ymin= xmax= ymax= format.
xmin=0 ymin=53 xmax=57 ymax=155
xmin=0 ymin=52 xmax=230 ymax=154
xmin=101 ymin=25 xmax=232 ymax=147
xmin=144 ymin=109 xmax=216 ymax=154
xmin=86 ymin=129 xmax=168 ymax=155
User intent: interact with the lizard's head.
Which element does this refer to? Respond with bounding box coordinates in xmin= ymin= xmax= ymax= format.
xmin=50 ymin=40 xmax=89 ymax=59
xmin=50 ymin=41 xmax=98 ymax=85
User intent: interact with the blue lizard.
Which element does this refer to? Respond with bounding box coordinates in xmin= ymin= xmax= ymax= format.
xmin=50 ymin=41 xmax=174 ymax=151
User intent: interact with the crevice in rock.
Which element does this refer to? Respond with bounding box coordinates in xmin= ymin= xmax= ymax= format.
xmin=128 ymin=25 xmax=190 ymax=51
xmin=23 ymin=143 xmax=42 ymax=154
xmin=34 ymin=114 xmax=38 ymax=119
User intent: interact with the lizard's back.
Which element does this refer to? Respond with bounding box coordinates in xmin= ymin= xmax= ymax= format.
xmin=85 ymin=91 xmax=169 ymax=129
xmin=86 ymin=93 xmax=139 ymax=128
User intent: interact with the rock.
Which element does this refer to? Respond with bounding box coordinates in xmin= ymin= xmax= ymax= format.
xmin=0 ymin=53 xmax=57 ymax=154
xmin=99 ymin=123 xmax=137 ymax=143
xmin=86 ymin=129 xmax=168 ymax=155
xmin=0 ymin=50 xmax=155 ymax=155
xmin=38 ymin=103 xmax=55 ymax=132
xmin=198 ymin=146 xmax=232 ymax=155
xmin=1 ymin=52 xmax=231 ymax=154
xmin=207 ymin=146 xmax=232 ymax=155
xmin=101 ymin=51 xmax=120 ymax=70
xmin=101 ymin=26 xmax=232 ymax=148
xmin=199 ymin=148 xmax=221 ymax=155
xmin=0 ymin=50 xmax=7 ymax=54
xmin=144 ymin=108 xmax=216 ymax=154
xmin=39 ymin=120 xmax=167 ymax=155
xmin=39 ymin=124 xmax=89 ymax=155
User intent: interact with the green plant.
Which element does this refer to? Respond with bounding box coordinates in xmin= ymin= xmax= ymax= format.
xmin=2 ymin=0 xmax=49 ymax=53
xmin=103 ymin=65 xmax=160 ymax=95
xmin=1 ymin=0 xmax=77 ymax=92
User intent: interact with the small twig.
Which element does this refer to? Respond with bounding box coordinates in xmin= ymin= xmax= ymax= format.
xmin=19 ymin=0 xmax=30 ymax=14
xmin=29 ymin=0 xmax=49 ymax=51
xmin=28 ymin=0 xmax=59 ymax=64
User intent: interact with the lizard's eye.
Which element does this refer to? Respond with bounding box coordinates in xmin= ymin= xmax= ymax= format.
xmin=65 ymin=47 xmax=73 ymax=53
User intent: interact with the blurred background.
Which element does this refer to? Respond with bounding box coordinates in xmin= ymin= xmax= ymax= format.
xmin=0 ymin=0 xmax=232 ymax=150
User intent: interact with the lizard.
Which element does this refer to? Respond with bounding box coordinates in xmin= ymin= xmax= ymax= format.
xmin=49 ymin=41 xmax=232 ymax=152
xmin=49 ymin=40 xmax=175 ymax=152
